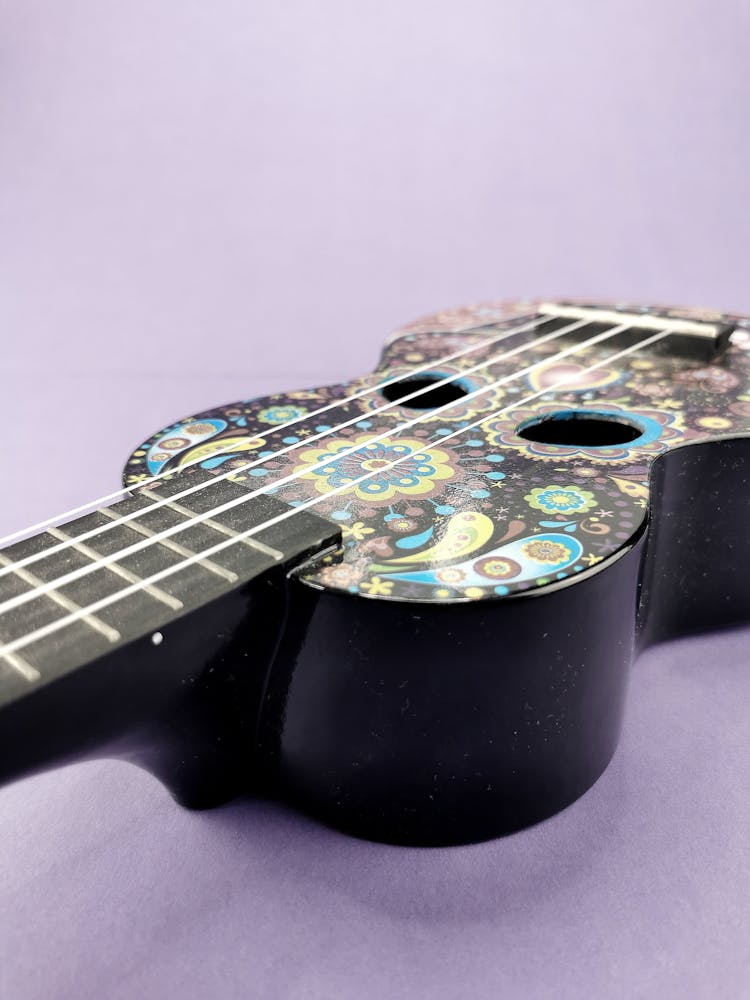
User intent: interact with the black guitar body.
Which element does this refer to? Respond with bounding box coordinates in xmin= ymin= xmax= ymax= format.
xmin=1 ymin=300 xmax=749 ymax=845
xmin=264 ymin=436 xmax=750 ymax=845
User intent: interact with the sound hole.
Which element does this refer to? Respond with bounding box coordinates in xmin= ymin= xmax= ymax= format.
xmin=381 ymin=375 xmax=469 ymax=410
xmin=517 ymin=411 xmax=642 ymax=447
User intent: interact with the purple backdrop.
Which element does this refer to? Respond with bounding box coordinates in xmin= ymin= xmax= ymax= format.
xmin=1 ymin=2 xmax=749 ymax=997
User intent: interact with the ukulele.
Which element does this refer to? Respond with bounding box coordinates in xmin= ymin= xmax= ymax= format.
xmin=1 ymin=300 xmax=748 ymax=846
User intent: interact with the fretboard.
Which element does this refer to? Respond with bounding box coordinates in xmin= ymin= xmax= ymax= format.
xmin=0 ymin=469 xmax=339 ymax=703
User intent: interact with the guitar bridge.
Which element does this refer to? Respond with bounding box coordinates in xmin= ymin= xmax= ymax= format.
xmin=538 ymin=302 xmax=735 ymax=361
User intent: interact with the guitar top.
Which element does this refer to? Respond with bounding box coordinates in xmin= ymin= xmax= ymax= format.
xmin=125 ymin=299 xmax=750 ymax=603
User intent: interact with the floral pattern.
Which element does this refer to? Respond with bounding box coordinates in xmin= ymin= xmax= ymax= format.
xmin=257 ymin=404 xmax=309 ymax=424
xmin=525 ymin=485 xmax=596 ymax=514
xmin=293 ymin=435 xmax=454 ymax=504
xmin=125 ymin=299 xmax=750 ymax=603
xmin=521 ymin=539 xmax=573 ymax=564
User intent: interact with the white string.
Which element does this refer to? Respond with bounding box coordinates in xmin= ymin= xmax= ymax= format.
xmin=0 ymin=312 xmax=550 ymax=549
xmin=0 ymin=316 xmax=588 ymax=581
xmin=0 ymin=320 xmax=645 ymax=623
xmin=0 ymin=327 xmax=671 ymax=659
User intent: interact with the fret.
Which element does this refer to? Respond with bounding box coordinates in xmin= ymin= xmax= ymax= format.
xmin=1 ymin=648 xmax=40 ymax=683
xmin=47 ymin=525 xmax=185 ymax=609
xmin=92 ymin=508 xmax=247 ymax=586
xmin=138 ymin=487 xmax=283 ymax=562
xmin=0 ymin=552 xmax=120 ymax=644
xmin=97 ymin=506 xmax=239 ymax=584
xmin=0 ymin=477 xmax=340 ymax=697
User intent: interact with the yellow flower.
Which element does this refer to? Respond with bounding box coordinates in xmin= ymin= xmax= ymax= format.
xmin=521 ymin=539 xmax=572 ymax=564
xmin=184 ymin=422 xmax=219 ymax=435
xmin=360 ymin=576 xmax=394 ymax=596
xmin=697 ymin=416 xmax=732 ymax=431
xmin=343 ymin=521 xmax=375 ymax=541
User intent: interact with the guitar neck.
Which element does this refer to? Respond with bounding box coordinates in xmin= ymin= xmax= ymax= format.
xmin=0 ymin=469 xmax=339 ymax=802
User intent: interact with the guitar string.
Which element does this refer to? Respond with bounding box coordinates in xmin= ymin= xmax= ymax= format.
xmin=0 ymin=326 xmax=670 ymax=660
xmin=0 ymin=319 xmax=628 ymax=610
xmin=0 ymin=324 xmax=668 ymax=644
xmin=0 ymin=311 xmax=550 ymax=549
xmin=0 ymin=319 xmax=636 ymax=615
xmin=0 ymin=315 xmax=592 ymax=581
xmin=0 ymin=314 xmax=573 ymax=576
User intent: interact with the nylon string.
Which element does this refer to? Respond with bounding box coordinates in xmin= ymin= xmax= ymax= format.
xmin=0 ymin=312 xmax=551 ymax=549
xmin=0 ymin=324 xmax=671 ymax=657
xmin=0 ymin=315 xmax=592 ymax=581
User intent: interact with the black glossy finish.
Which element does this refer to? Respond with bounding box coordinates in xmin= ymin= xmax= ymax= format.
xmin=0 ymin=497 xmax=339 ymax=805
xmin=260 ymin=540 xmax=644 ymax=845
xmin=638 ymin=437 xmax=750 ymax=646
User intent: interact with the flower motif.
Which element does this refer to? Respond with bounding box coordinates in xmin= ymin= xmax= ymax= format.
xmin=257 ymin=404 xmax=309 ymax=424
xmin=435 ymin=567 xmax=467 ymax=584
xmin=359 ymin=576 xmax=394 ymax=596
xmin=184 ymin=422 xmax=219 ymax=435
xmin=343 ymin=521 xmax=375 ymax=541
xmin=315 ymin=563 xmax=365 ymax=589
xmin=570 ymin=465 xmax=599 ymax=478
xmin=473 ymin=556 xmax=521 ymax=580
xmin=521 ymin=540 xmax=572 ymax=564
xmin=696 ymin=416 xmax=733 ymax=431
xmin=293 ymin=434 xmax=454 ymax=505
xmin=525 ymin=484 xmax=596 ymax=514
xmin=389 ymin=517 xmax=418 ymax=533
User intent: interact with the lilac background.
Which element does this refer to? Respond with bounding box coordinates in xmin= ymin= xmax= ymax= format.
xmin=1 ymin=2 xmax=749 ymax=997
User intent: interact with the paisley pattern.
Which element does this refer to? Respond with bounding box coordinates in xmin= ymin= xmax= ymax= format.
xmin=124 ymin=301 xmax=750 ymax=603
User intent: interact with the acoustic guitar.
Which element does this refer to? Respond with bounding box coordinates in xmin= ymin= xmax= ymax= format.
xmin=1 ymin=300 xmax=748 ymax=845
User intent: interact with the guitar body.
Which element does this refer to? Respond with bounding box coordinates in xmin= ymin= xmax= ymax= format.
xmin=113 ymin=300 xmax=750 ymax=844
